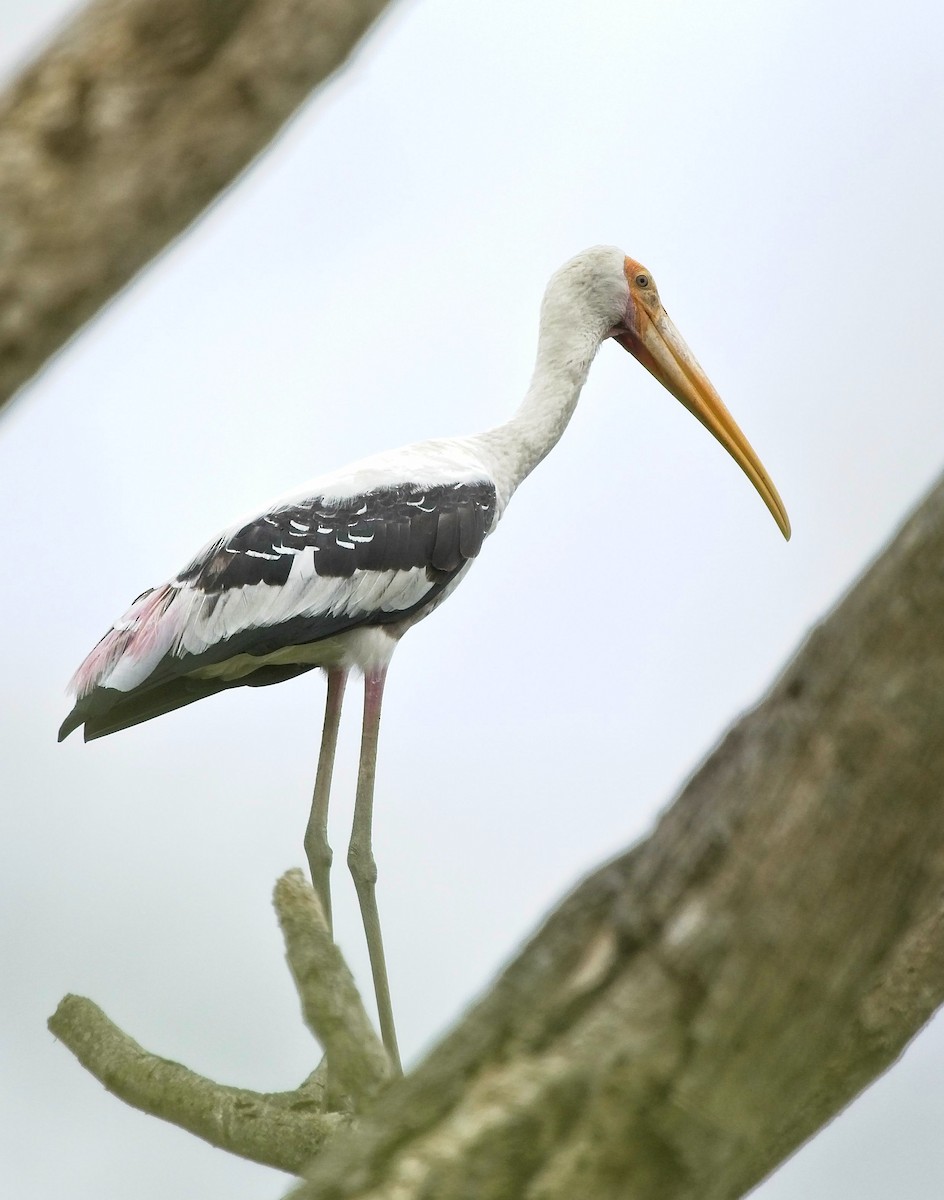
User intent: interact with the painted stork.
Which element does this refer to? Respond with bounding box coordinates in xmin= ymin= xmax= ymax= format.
xmin=60 ymin=247 xmax=790 ymax=1071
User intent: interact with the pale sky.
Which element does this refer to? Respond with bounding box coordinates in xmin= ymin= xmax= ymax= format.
xmin=2 ymin=1 xmax=944 ymax=1196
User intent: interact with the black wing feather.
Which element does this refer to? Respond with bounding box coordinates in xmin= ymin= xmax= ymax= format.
xmin=432 ymin=508 xmax=460 ymax=571
xmin=180 ymin=481 xmax=497 ymax=592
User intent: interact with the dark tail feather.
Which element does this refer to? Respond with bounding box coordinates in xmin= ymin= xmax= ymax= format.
xmin=58 ymin=663 xmax=316 ymax=742
xmin=58 ymin=707 xmax=87 ymax=742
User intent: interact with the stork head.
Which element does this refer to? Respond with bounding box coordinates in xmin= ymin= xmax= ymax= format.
xmin=547 ymin=246 xmax=790 ymax=540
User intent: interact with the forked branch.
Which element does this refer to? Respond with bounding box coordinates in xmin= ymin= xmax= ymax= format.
xmin=49 ymin=870 xmax=391 ymax=1171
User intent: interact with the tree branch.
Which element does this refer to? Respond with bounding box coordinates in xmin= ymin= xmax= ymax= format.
xmin=278 ymin=472 xmax=944 ymax=1198
xmin=47 ymin=994 xmax=351 ymax=1173
xmin=275 ymin=869 xmax=391 ymax=1107
xmin=0 ymin=0 xmax=392 ymax=413
xmin=48 ymin=474 xmax=944 ymax=1193
xmin=48 ymin=868 xmax=393 ymax=1167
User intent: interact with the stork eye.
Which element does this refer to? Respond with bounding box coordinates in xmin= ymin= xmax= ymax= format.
xmin=635 ymin=273 xmax=650 ymax=288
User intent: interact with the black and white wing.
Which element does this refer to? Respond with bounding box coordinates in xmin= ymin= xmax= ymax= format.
xmin=60 ymin=479 xmax=497 ymax=741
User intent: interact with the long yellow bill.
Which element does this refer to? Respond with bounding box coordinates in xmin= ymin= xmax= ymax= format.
xmin=615 ymin=297 xmax=790 ymax=540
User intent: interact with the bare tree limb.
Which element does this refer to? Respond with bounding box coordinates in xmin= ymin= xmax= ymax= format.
xmin=274 ymin=473 xmax=944 ymax=1198
xmin=48 ymin=870 xmax=392 ymax=1167
xmin=47 ymin=994 xmax=352 ymax=1172
xmin=0 ymin=0 xmax=392 ymax=413
xmin=275 ymin=869 xmax=391 ymax=1108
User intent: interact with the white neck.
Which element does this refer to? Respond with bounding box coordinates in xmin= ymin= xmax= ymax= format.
xmin=477 ymin=312 xmax=609 ymax=507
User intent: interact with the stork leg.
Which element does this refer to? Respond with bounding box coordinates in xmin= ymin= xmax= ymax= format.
xmin=304 ymin=667 xmax=348 ymax=933
xmin=348 ymin=664 xmax=402 ymax=1074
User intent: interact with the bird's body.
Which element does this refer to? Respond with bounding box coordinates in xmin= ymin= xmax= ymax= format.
xmin=61 ymin=246 xmax=790 ymax=1070
xmin=59 ymin=439 xmax=503 ymax=739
